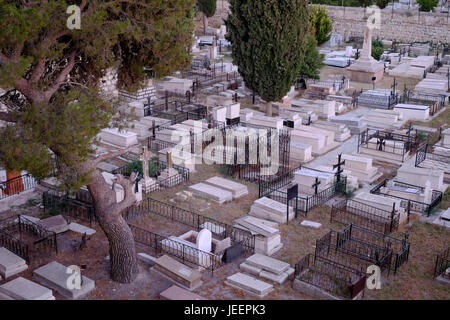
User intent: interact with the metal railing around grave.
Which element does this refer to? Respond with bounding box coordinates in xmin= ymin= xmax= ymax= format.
xmin=42 ymin=190 xmax=96 ymax=226
xmin=128 ymin=224 xmax=226 ymax=275
xmin=0 ymin=215 xmax=58 ymax=263
xmin=415 ymin=143 xmax=450 ymax=168
xmin=402 ymin=90 xmax=446 ymax=116
xmin=357 ymin=128 xmax=420 ymax=162
xmin=0 ymin=173 xmax=38 ymax=200
xmin=330 ymin=199 xmax=399 ymax=234
xmin=294 ymin=253 xmax=366 ymax=300
xmin=370 ymin=179 xmax=443 ymax=217
xmin=123 ymin=197 xmax=255 ymax=254
xmin=259 ymin=166 xmax=347 ymax=215
xmin=315 ymin=225 xmax=410 ymax=276
xmin=433 ymin=246 xmax=450 ymax=279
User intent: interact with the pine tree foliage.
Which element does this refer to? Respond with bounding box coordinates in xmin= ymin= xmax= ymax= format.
xmin=225 ymin=0 xmax=310 ymax=103
xmin=198 ymin=0 xmax=216 ymax=17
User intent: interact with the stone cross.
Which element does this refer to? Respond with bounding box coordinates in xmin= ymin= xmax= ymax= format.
xmin=360 ymin=26 xmax=372 ymax=60
xmin=140 ymin=146 xmax=152 ymax=180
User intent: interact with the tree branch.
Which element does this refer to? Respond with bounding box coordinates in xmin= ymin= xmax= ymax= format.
xmin=113 ymin=172 xmax=138 ymax=213
xmin=92 ymin=146 xmax=136 ymax=165
xmin=43 ymin=51 xmax=76 ymax=101
xmin=29 ymin=59 xmax=46 ymax=84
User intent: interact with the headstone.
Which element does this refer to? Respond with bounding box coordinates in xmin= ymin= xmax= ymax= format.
xmin=196 ymin=229 xmax=212 ymax=253
xmin=140 ymin=146 xmax=156 ymax=193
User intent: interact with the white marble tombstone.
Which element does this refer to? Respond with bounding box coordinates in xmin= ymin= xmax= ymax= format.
xmin=196 ymin=229 xmax=212 ymax=253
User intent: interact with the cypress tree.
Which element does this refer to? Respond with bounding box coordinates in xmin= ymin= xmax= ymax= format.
xmin=198 ymin=0 xmax=217 ymax=34
xmin=225 ymin=0 xmax=310 ymax=112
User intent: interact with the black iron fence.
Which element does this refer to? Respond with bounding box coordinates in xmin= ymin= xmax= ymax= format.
xmin=433 ymin=246 xmax=450 ymax=279
xmin=331 ymin=199 xmax=399 ymax=234
xmin=416 ymin=143 xmax=450 ymax=168
xmin=402 ymin=90 xmax=446 ymax=116
xmin=315 ymin=224 xmax=410 ymax=276
xmin=294 ymin=253 xmax=366 ymax=299
xmin=0 ymin=215 xmax=58 ymax=263
xmin=0 ymin=173 xmax=38 ymax=200
xmin=128 ymin=224 xmax=226 ymax=275
xmin=42 ymin=190 xmax=96 ymax=226
xmin=124 ymin=197 xmax=255 ymax=254
xmin=259 ymin=166 xmax=347 ymax=215
xmin=370 ymin=179 xmax=443 ymax=217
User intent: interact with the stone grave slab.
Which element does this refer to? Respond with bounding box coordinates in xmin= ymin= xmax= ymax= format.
xmin=245 ymin=253 xmax=290 ymax=275
xmin=225 ymin=272 xmax=274 ymax=297
xmin=249 ymin=197 xmax=294 ymax=224
xmin=441 ymin=208 xmax=450 ymax=222
xmin=159 ymin=285 xmax=207 ymax=300
xmin=33 ymin=261 xmax=95 ymax=299
xmin=36 ymin=215 xmax=68 ymax=234
xmin=68 ymin=222 xmax=96 ymax=236
xmin=137 ymin=253 xmax=157 ymax=265
xmin=188 ymin=183 xmax=233 ymax=204
xmin=0 ymin=277 xmax=54 ymax=300
xmin=0 ymin=247 xmax=28 ymax=279
xmin=152 ymin=255 xmax=202 ymax=290
xmin=300 ymin=220 xmax=322 ymax=229
xmin=204 ymin=176 xmax=248 ymax=199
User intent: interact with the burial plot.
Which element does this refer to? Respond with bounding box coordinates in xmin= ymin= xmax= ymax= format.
xmin=239 ymin=253 xmax=294 ymax=285
xmin=313 ymin=165 xmax=359 ymax=192
xmin=225 ymin=272 xmax=274 ymax=297
xmin=341 ymin=154 xmax=381 ymax=184
xmin=152 ymin=255 xmax=203 ymax=290
xmin=396 ymin=165 xmax=446 ymax=192
xmin=290 ymin=141 xmax=314 ymax=165
xmin=312 ymin=121 xmax=351 ymax=142
xmin=330 ymin=115 xmax=367 ymax=135
xmin=290 ymin=130 xmax=326 ymax=156
xmin=36 ymin=215 xmax=69 ymax=234
xmin=293 ymin=168 xmax=335 ymax=196
xmin=234 ymin=216 xmax=282 ymax=256
xmin=246 ymin=114 xmax=284 ymax=129
xmin=159 ymin=285 xmax=206 ymax=300
xmin=291 ymin=98 xmax=336 ymax=119
xmin=33 ymin=261 xmax=95 ymax=299
xmin=354 ymin=192 xmax=408 ymax=224
xmin=204 ymin=176 xmax=248 ymax=199
xmin=249 ymin=197 xmax=294 ymax=224
xmin=0 ymin=277 xmax=54 ymax=300
xmin=0 ymin=247 xmax=28 ymax=279
xmin=188 ymin=183 xmax=233 ymax=204
xmin=98 ymin=128 xmax=138 ymax=148
xmin=394 ymin=104 xmax=430 ymax=121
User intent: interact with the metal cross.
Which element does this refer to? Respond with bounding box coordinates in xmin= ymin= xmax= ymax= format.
xmin=312 ymin=177 xmax=321 ymax=195
xmin=391 ymin=77 xmax=398 ymax=96
xmin=333 ymin=153 xmax=346 ymax=183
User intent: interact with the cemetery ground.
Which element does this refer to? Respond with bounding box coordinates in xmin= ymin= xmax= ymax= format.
xmin=2 ymin=160 xmax=449 ymax=300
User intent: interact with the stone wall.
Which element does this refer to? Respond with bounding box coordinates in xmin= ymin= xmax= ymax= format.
xmin=324 ymin=6 xmax=450 ymax=43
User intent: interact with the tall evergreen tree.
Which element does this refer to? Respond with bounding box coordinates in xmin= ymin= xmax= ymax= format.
xmin=198 ymin=0 xmax=217 ymax=35
xmin=310 ymin=5 xmax=332 ymax=45
xmin=0 ymin=0 xmax=195 ymax=283
xmin=225 ymin=0 xmax=310 ymax=113
xmin=298 ymin=34 xmax=323 ymax=80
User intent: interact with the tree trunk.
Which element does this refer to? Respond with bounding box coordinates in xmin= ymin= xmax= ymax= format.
xmin=265 ymin=101 xmax=273 ymax=117
xmin=203 ymin=13 xmax=208 ymax=35
xmin=87 ymin=168 xmax=139 ymax=283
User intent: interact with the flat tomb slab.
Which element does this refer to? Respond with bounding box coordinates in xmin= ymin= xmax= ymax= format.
xmin=36 ymin=215 xmax=68 ymax=234
xmin=225 ymin=272 xmax=274 ymax=297
xmin=204 ymin=176 xmax=248 ymax=199
xmin=188 ymin=183 xmax=233 ymax=204
xmin=153 ymin=255 xmax=202 ymax=290
xmin=0 ymin=277 xmax=54 ymax=300
xmin=0 ymin=247 xmax=28 ymax=279
xmin=33 ymin=261 xmax=95 ymax=299
xmin=68 ymin=222 xmax=96 ymax=236
xmin=245 ymin=253 xmax=290 ymax=275
xmin=159 ymin=285 xmax=207 ymax=300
